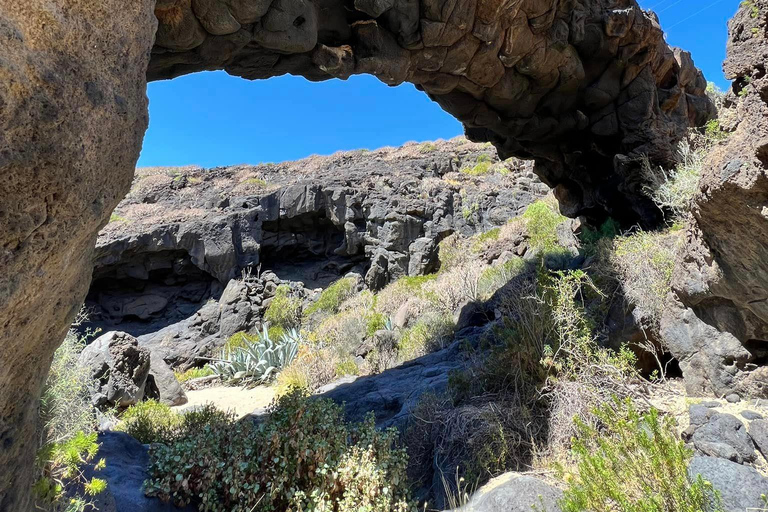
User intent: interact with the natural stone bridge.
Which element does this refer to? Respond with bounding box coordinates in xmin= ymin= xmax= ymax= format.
xmin=0 ymin=0 xmax=711 ymax=509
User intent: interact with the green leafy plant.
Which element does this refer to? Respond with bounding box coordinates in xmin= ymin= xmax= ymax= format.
xmin=34 ymin=432 xmax=108 ymax=512
xmin=305 ymin=277 xmax=357 ymax=317
xmin=263 ymin=284 xmax=302 ymax=330
xmin=210 ymin=324 xmax=299 ymax=385
xmin=174 ymin=365 xmax=215 ymax=384
xmin=523 ymin=199 xmax=566 ymax=251
xmin=115 ymin=399 xmax=181 ymax=444
xmin=557 ymin=398 xmax=721 ymax=512
xmin=116 ymin=401 xmax=233 ymax=445
xmin=419 ymin=142 xmax=438 ymax=153
xmin=144 ymin=390 xmax=412 ymax=512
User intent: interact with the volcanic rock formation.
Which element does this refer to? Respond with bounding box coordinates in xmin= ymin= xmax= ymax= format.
xmin=661 ymin=1 xmax=768 ymax=399
xmin=148 ymin=0 xmax=715 ymax=226
xmin=0 ymin=0 xmax=716 ymax=509
xmin=0 ymin=2 xmax=156 ymax=510
xmin=83 ymin=140 xmax=548 ymax=365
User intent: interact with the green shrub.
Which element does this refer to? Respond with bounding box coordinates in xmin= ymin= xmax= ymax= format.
xmin=116 ymin=401 xmax=233 ymax=445
xmin=462 ymin=161 xmax=492 ymax=176
xmin=557 ymin=398 xmax=721 ymax=512
xmin=335 ymin=359 xmax=359 ymax=377
xmin=375 ymin=274 xmax=438 ymax=315
xmin=398 ymin=313 xmax=454 ymax=360
xmin=34 ymin=431 xmax=108 ymax=511
xmin=241 ymin=177 xmax=267 ymax=187
xmin=366 ymin=311 xmax=388 ymax=336
xmin=115 ymin=400 xmax=181 ymax=444
xmin=174 ymin=365 xmax=214 ymax=384
xmin=39 ymin=330 xmax=97 ymax=446
xmin=477 ymin=258 xmax=526 ymax=299
xmin=642 ymin=140 xmax=702 ymax=218
xmin=471 ymin=227 xmax=501 ymax=253
xmin=611 ymin=230 xmax=678 ymax=328
xmin=144 ymin=390 xmax=412 ymax=512
xmin=578 ymin=218 xmax=620 ymax=248
xmin=305 ymin=277 xmax=357 ymax=317
xmin=263 ymin=285 xmax=302 ymax=329
xmin=523 ymin=200 xmax=566 ymax=251
xmin=109 ymin=213 xmax=127 ymax=223
xmin=419 ymin=142 xmax=438 ymax=153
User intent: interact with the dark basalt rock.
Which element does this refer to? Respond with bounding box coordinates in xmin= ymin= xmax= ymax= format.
xmin=82 ymin=141 xmax=548 ymax=351
xmin=688 ymin=456 xmax=768 ymax=512
xmin=661 ymin=0 xmax=768 ymax=399
xmin=146 ymin=0 xmax=714 ymax=226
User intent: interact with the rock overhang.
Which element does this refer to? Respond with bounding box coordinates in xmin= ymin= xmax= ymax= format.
xmin=147 ymin=0 xmax=716 ymax=227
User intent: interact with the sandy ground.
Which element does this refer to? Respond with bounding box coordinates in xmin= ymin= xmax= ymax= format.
xmin=174 ymin=384 xmax=276 ymax=418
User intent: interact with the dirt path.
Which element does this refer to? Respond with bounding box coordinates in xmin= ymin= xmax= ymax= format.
xmin=174 ymin=385 xmax=276 ymax=418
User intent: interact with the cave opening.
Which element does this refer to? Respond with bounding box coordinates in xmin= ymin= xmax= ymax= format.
xmin=81 ymin=249 xmax=221 ymax=337
xmin=260 ymin=210 xmax=366 ymax=289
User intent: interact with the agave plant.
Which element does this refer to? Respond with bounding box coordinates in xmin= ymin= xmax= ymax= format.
xmin=211 ymin=325 xmax=299 ymax=385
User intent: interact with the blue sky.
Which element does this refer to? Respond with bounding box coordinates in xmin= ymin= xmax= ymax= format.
xmin=138 ymin=0 xmax=740 ymax=168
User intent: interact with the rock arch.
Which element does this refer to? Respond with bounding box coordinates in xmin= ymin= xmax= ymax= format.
xmin=0 ymin=0 xmax=711 ymax=509
xmin=149 ymin=0 xmax=714 ymax=225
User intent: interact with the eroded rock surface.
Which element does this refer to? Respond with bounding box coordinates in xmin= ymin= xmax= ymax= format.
xmin=80 ymin=332 xmax=152 ymax=409
xmin=148 ymin=0 xmax=713 ymax=225
xmin=82 ymin=140 xmax=547 ymax=358
xmin=662 ymin=1 xmax=768 ymax=398
xmin=0 ymin=1 xmax=156 ymax=510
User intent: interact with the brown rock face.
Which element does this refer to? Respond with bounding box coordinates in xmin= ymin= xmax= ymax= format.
xmin=147 ymin=0 xmax=714 ymax=226
xmin=0 ymin=1 xmax=156 ymax=510
xmin=662 ymin=1 xmax=768 ymax=398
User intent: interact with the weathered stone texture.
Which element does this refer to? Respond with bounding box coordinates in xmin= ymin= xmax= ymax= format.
xmin=146 ymin=0 xmax=714 ymax=226
xmin=0 ymin=1 xmax=156 ymax=510
xmin=662 ymin=0 xmax=768 ymax=399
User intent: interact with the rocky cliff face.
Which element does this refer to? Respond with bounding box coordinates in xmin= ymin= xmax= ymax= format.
xmin=0 ymin=2 xmax=156 ymax=510
xmin=662 ymin=1 xmax=768 ymax=399
xmin=84 ymin=139 xmax=547 ymax=364
xmin=147 ymin=0 xmax=714 ymax=226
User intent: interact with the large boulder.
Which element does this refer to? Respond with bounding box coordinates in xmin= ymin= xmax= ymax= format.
xmin=689 ymin=412 xmax=756 ymax=464
xmin=688 ymin=456 xmax=768 ymax=512
xmin=82 ymin=432 xmax=194 ymax=512
xmin=447 ymin=473 xmax=562 ymax=512
xmin=0 ymin=1 xmax=156 ymax=507
xmin=79 ymin=332 xmax=151 ymax=409
xmin=662 ymin=0 xmax=768 ymax=398
xmin=319 ymin=338 xmax=468 ymax=429
xmin=145 ymin=355 xmax=188 ymax=407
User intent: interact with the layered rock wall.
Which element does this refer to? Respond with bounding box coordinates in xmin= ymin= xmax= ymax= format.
xmin=148 ymin=0 xmax=714 ymax=225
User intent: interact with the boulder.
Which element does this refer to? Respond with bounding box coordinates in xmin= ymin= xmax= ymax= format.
xmin=82 ymin=432 xmax=195 ymax=512
xmin=748 ymin=419 xmax=768 ymax=458
xmin=145 ymin=355 xmax=188 ymax=407
xmin=690 ymin=412 xmax=756 ymax=464
xmin=448 ymin=473 xmax=562 ymax=512
xmin=79 ymin=332 xmax=151 ymax=409
xmin=319 ymin=339 xmax=467 ymax=429
xmin=688 ymin=456 xmax=768 ymax=512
